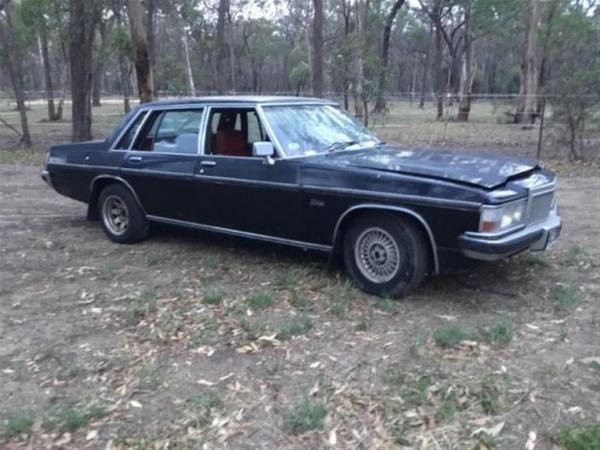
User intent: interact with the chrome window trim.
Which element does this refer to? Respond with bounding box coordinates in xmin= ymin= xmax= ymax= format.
xmin=109 ymin=109 xmax=149 ymax=151
xmin=332 ymin=204 xmax=440 ymax=274
xmin=201 ymin=104 xmax=285 ymax=158
xmin=146 ymin=215 xmax=332 ymax=252
xmin=110 ymin=105 xmax=207 ymax=155
xmin=258 ymin=103 xmax=380 ymax=160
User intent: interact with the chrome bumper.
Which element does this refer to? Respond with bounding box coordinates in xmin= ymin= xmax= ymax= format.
xmin=459 ymin=205 xmax=561 ymax=261
xmin=41 ymin=169 xmax=53 ymax=189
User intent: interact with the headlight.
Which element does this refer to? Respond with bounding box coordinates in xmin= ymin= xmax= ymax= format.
xmin=479 ymin=199 xmax=527 ymax=233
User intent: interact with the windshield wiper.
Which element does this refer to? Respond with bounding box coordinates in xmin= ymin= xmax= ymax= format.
xmin=326 ymin=140 xmax=359 ymax=153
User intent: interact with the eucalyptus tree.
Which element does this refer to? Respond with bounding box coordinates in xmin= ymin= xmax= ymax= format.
xmin=127 ymin=0 xmax=154 ymax=102
xmin=0 ymin=0 xmax=32 ymax=146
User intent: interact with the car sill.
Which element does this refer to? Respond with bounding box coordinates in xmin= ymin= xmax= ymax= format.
xmin=146 ymin=215 xmax=332 ymax=253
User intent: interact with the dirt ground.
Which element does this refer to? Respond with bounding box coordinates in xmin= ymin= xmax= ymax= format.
xmin=1 ymin=161 xmax=599 ymax=449
xmin=1 ymin=101 xmax=599 ymax=448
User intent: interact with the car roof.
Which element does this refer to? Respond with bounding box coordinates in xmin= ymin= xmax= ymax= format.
xmin=138 ymin=95 xmax=338 ymax=108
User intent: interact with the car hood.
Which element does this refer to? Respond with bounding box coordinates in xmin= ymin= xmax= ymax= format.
xmin=310 ymin=145 xmax=540 ymax=189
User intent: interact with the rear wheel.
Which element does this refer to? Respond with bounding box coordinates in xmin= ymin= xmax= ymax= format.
xmin=343 ymin=213 xmax=428 ymax=298
xmin=98 ymin=184 xmax=148 ymax=243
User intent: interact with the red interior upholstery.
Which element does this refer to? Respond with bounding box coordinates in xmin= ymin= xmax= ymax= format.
xmin=216 ymin=130 xmax=249 ymax=157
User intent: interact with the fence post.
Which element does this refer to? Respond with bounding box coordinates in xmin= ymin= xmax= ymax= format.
xmin=536 ymin=97 xmax=546 ymax=159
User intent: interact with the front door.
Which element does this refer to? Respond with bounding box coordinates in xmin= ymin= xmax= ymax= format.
xmin=120 ymin=107 xmax=204 ymax=221
xmin=194 ymin=106 xmax=303 ymax=241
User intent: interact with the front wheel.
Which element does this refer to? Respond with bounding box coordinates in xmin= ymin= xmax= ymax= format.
xmin=98 ymin=183 xmax=148 ymax=243
xmin=343 ymin=213 xmax=428 ymax=298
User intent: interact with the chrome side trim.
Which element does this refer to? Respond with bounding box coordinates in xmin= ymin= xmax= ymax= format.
xmin=89 ymin=175 xmax=147 ymax=215
xmin=193 ymin=173 xmax=297 ymax=189
xmin=332 ymin=204 xmax=440 ymax=274
xmin=147 ymin=215 xmax=332 ymax=252
xmin=50 ymin=162 xmax=115 ymax=171
xmin=304 ymin=185 xmax=481 ymax=210
xmin=120 ymin=167 xmax=194 ymax=179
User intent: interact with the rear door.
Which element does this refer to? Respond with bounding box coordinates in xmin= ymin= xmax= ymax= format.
xmin=119 ymin=107 xmax=205 ymax=221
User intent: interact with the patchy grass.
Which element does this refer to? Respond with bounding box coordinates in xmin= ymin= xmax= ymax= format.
xmin=328 ymin=301 xmax=347 ymax=318
xmin=437 ymin=389 xmax=459 ymax=422
xmin=283 ymin=397 xmax=327 ymax=435
xmin=554 ymin=284 xmax=579 ymax=312
xmin=477 ymin=379 xmax=500 ymax=415
xmin=184 ymin=390 xmax=224 ymax=427
xmin=289 ymin=290 xmax=310 ymax=310
xmin=203 ymin=288 xmax=224 ymax=306
xmin=566 ymin=245 xmax=594 ymax=267
xmin=247 ymin=290 xmax=273 ymax=309
xmin=556 ymin=423 xmax=600 ymax=450
xmin=480 ymin=320 xmax=513 ymax=346
xmin=125 ymin=288 xmax=158 ymax=325
xmin=137 ymin=363 xmax=162 ymax=391
xmin=1 ymin=410 xmax=35 ymax=440
xmin=354 ymin=316 xmax=371 ymax=332
xmin=45 ymin=403 xmax=107 ymax=433
xmin=273 ymin=268 xmax=307 ymax=290
xmin=278 ymin=315 xmax=313 ymax=340
xmin=433 ymin=323 xmax=470 ymax=349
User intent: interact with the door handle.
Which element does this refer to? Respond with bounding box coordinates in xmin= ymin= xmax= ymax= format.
xmin=201 ymin=160 xmax=216 ymax=167
xmin=128 ymin=156 xmax=143 ymax=162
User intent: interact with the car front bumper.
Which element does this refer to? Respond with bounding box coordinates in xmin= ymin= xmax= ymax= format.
xmin=41 ymin=169 xmax=53 ymax=188
xmin=459 ymin=205 xmax=561 ymax=261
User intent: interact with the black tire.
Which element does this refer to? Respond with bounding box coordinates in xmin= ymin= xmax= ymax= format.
xmin=98 ymin=183 xmax=148 ymax=243
xmin=343 ymin=213 xmax=428 ymax=298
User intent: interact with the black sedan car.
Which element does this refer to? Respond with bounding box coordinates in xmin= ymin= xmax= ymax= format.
xmin=42 ymin=96 xmax=561 ymax=297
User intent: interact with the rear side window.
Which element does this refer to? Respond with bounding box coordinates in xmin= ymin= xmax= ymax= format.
xmin=131 ymin=109 xmax=204 ymax=154
xmin=114 ymin=111 xmax=147 ymax=150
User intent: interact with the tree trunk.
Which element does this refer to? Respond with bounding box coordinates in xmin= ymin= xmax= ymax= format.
xmin=515 ymin=0 xmax=541 ymax=124
xmin=216 ymin=0 xmax=229 ymax=94
xmin=112 ymin=0 xmax=131 ymax=113
xmin=457 ymin=3 xmax=474 ymax=122
xmin=182 ymin=30 xmax=196 ymax=96
xmin=39 ymin=25 xmax=56 ymax=121
xmin=312 ymin=0 xmax=324 ymax=97
xmin=146 ymin=0 xmax=157 ymax=95
xmin=127 ymin=0 xmax=154 ymax=103
xmin=0 ymin=0 xmax=32 ymax=147
xmin=92 ymin=71 xmax=102 ymax=107
xmin=373 ymin=0 xmax=405 ymax=112
xmin=69 ymin=0 xmax=99 ymax=142
xmin=433 ymin=22 xmax=444 ymax=120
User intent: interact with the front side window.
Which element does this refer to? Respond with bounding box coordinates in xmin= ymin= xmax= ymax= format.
xmin=206 ymin=108 xmax=267 ymax=157
xmin=261 ymin=105 xmax=379 ymax=157
xmin=132 ymin=109 xmax=203 ymax=154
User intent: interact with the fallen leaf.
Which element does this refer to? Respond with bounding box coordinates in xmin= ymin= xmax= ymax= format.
xmin=86 ymin=429 xmax=98 ymax=441
xmin=471 ymin=421 xmax=504 ymax=438
xmin=525 ymin=431 xmax=536 ymax=450
xmin=328 ymin=427 xmax=337 ymax=446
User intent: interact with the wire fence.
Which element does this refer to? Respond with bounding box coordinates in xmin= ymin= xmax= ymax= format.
xmin=1 ymin=91 xmax=598 ymax=160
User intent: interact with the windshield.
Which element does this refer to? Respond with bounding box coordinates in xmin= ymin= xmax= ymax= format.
xmin=261 ymin=105 xmax=380 ymax=157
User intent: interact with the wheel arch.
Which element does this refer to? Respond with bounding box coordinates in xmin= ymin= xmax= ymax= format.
xmin=87 ymin=175 xmax=145 ymax=221
xmin=329 ymin=204 xmax=439 ymax=274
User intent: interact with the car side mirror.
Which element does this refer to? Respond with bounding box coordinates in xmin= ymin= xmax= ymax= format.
xmin=253 ymin=141 xmax=275 ymax=165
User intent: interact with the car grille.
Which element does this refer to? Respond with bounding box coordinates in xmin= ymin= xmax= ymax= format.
xmin=528 ymin=191 xmax=554 ymax=224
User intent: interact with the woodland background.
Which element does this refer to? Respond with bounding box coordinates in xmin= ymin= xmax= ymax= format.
xmin=0 ymin=0 xmax=599 ymax=159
